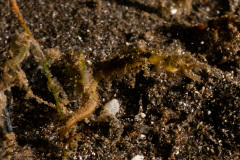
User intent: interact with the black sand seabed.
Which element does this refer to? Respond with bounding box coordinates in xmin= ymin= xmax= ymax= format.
xmin=0 ymin=0 xmax=239 ymax=159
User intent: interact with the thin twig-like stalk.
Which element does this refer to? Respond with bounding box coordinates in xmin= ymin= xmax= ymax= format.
xmin=10 ymin=0 xmax=31 ymax=35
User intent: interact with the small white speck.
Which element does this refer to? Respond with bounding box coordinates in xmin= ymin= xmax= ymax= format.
xmin=171 ymin=8 xmax=177 ymax=15
xmin=176 ymin=150 xmax=179 ymax=155
xmin=78 ymin=36 xmax=82 ymax=41
xmin=140 ymin=134 xmax=146 ymax=139
xmin=208 ymin=110 xmax=211 ymax=115
xmin=131 ymin=155 xmax=144 ymax=160
xmin=140 ymin=113 xmax=146 ymax=118
xmin=86 ymin=60 xmax=92 ymax=65
xmin=88 ymin=47 xmax=92 ymax=51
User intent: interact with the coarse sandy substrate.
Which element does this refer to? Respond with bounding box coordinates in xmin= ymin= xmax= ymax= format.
xmin=0 ymin=0 xmax=239 ymax=159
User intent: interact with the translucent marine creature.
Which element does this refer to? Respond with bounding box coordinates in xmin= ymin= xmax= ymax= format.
xmin=94 ymin=47 xmax=211 ymax=83
xmin=4 ymin=0 xmax=212 ymax=145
